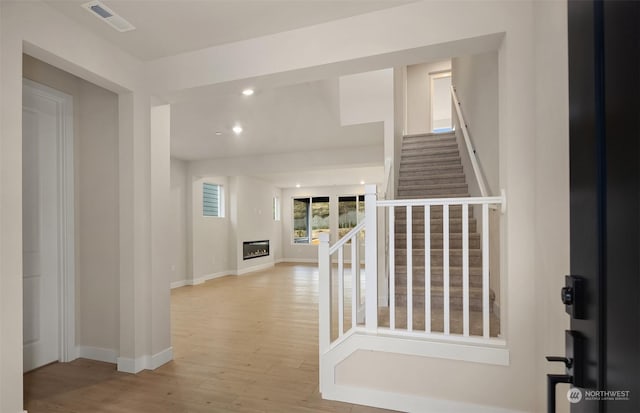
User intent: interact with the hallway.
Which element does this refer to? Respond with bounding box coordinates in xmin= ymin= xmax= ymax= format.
xmin=24 ymin=263 xmax=394 ymax=413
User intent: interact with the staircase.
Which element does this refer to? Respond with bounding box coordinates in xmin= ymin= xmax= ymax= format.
xmin=380 ymin=131 xmax=498 ymax=336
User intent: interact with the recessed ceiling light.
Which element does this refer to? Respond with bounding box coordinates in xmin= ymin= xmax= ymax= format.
xmin=360 ymin=180 xmax=365 ymax=185
xmin=295 ymin=184 xmax=301 ymax=188
xmin=215 ymin=131 xmax=222 ymax=136
xmin=242 ymin=89 xmax=254 ymax=96
xmin=232 ymin=125 xmax=243 ymax=135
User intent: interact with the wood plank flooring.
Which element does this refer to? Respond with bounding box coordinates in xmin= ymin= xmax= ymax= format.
xmin=24 ymin=263 xmax=397 ymax=413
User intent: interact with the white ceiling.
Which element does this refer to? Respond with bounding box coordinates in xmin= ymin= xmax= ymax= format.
xmin=170 ymin=79 xmax=383 ymax=160
xmin=44 ymin=0 xmax=413 ymax=61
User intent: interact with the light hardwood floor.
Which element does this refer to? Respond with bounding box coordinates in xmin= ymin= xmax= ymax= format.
xmin=24 ymin=263 xmax=397 ymax=413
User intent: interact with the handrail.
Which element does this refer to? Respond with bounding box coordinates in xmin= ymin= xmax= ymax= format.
xmin=377 ymin=195 xmax=504 ymax=207
xmin=328 ymin=221 xmax=366 ymax=255
xmin=450 ymin=85 xmax=489 ymax=198
xmin=381 ymin=158 xmax=393 ymax=200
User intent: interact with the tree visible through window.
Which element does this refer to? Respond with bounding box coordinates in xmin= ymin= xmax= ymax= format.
xmin=338 ymin=195 xmax=365 ymax=240
xmin=293 ymin=196 xmax=330 ymax=244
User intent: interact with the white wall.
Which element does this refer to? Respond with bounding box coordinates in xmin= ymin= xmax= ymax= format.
xmin=22 ymin=55 xmax=120 ymax=356
xmin=188 ymin=174 xmax=283 ymax=280
xmin=232 ymin=176 xmax=283 ymax=272
xmin=281 ymin=184 xmax=368 ymax=262
xmin=190 ymin=175 xmax=230 ymax=281
xmin=451 ymin=51 xmax=499 ymax=196
xmin=406 ymin=60 xmax=451 ymax=134
xmin=532 ymin=1 xmax=570 ymax=412
xmin=339 ymin=69 xmax=394 ymax=196
xmin=170 ymin=158 xmax=188 ymax=284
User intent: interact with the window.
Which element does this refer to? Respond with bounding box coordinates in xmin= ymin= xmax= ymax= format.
xmin=203 ymin=183 xmax=223 ymax=217
xmin=430 ymin=71 xmax=453 ymax=133
xmin=293 ymin=196 xmax=330 ymax=245
xmin=338 ymin=195 xmax=365 ymax=239
xmin=273 ymin=196 xmax=281 ymax=221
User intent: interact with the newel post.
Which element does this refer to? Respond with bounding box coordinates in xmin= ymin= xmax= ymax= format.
xmin=364 ymin=184 xmax=378 ymax=331
xmin=318 ymin=233 xmax=331 ymax=356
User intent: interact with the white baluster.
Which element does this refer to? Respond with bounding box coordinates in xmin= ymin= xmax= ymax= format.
xmin=443 ymin=204 xmax=450 ymax=335
xmin=351 ymin=236 xmax=357 ymax=329
xmin=424 ymin=205 xmax=431 ymax=333
xmin=406 ymin=206 xmax=413 ymax=331
xmin=462 ymin=203 xmax=469 ymax=337
xmin=389 ymin=206 xmax=395 ymax=330
xmin=318 ymin=232 xmax=331 ymax=357
xmin=482 ymin=203 xmax=490 ymax=338
xmin=364 ymin=185 xmax=378 ymax=331
xmin=338 ymin=246 xmax=344 ymax=337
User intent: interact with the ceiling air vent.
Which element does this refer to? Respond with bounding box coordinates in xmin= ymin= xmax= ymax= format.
xmin=82 ymin=1 xmax=135 ymax=33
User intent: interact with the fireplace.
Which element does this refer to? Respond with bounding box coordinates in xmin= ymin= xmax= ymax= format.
xmin=243 ymin=240 xmax=269 ymax=260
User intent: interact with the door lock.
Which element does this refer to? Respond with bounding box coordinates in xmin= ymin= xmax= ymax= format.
xmin=561 ymin=286 xmax=573 ymax=305
xmin=563 ymin=275 xmax=585 ymax=319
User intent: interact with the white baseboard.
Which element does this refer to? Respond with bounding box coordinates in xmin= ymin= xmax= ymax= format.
xmin=323 ymin=384 xmax=524 ymax=413
xmin=77 ymin=345 xmax=117 ymax=364
xmin=117 ymin=346 xmax=173 ymax=374
xmin=170 ymin=279 xmax=187 ymax=289
xmin=171 ymin=271 xmax=231 ymax=289
xmin=280 ymin=258 xmax=318 ymax=264
xmin=235 ymin=261 xmax=275 ymax=275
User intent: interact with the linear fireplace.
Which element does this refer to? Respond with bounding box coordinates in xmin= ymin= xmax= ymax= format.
xmin=243 ymin=240 xmax=269 ymax=260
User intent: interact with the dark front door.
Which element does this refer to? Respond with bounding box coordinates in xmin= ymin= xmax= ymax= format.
xmin=556 ymin=1 xmax=640 ymax=412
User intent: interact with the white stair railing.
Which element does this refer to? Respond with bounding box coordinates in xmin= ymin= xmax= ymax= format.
xmin=379 ymin=195 xmax=503 ymax=341
xmin=319 ymin=186 xmax=505 ymax=374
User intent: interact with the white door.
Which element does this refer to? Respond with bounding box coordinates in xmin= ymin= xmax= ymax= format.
xmin=22 ymin=82 xmax=62 ymax=372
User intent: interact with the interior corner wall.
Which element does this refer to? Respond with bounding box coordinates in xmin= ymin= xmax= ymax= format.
xmin=170 ymin=158 xmax=188 ymax=284
xmin=191 ymin=175 xmax=230 ymax=281
xmin=451 ymin=51 xmax=499 ymax=196
xmin=406 ymin=60 xmax=452 ymax=135
xmin=22 ymin=55 xmax=120 ymax=356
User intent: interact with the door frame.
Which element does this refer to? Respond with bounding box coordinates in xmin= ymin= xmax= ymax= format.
xmin=429 ymin=70 xmax=453 ymax=133
xmin=23 ymin=78 xmax=76 ymax=364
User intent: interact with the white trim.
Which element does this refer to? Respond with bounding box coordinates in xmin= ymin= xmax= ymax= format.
xmin=171 ymin=271 xmax=231 ymax=289
xmin=170 ymin=279 xmax=187 ymax=289
xmin=117 ymin=347 xmax=173 ymax=373
xmin=320 ymin=332 xmax=513 ymax=413
xmin=281 ymin=258 xmax=318 ymax=264
xmin=23 ymin=79 xmax=77 ymax=364
xmin=323 ymin=384 xmax=524 ymax=413
xmin=77 ymin=346 xmax=117 ymax=364
xmin=150 ymin=347 xmax=174 ymax=369
xmin=235 ymin=261 xmax=275 ymax=275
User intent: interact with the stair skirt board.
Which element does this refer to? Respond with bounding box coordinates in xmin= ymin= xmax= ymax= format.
xmin=320 ymin=332 xmax=512 ymax=413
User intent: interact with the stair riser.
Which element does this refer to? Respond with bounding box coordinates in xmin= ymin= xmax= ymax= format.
xmin=394 ymin=206 xmax=474 ymax=217
xmin=402 ymin=143 xmax=458 ymax=153
xmin=401 ymin=148 xmax=460 ymax=158
xmin=394 ymin=295 xmax=490 ymax=312
xmin=395 ymin=255 xmax=482 ymax=267
xmin=400 ymin=156 xmax=461 ymax=165
xmin=395 ymin=222 xmax=478 ymax=233
xmin=395 ymin=238 xmax=481 ymax=249
xmin=398 ymin=176 xmax=466 ymax=185
xmin=394 ymin=274 xmax=484 ymax=288
xmin=399 ymin=165 xmax=464 ymax=175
